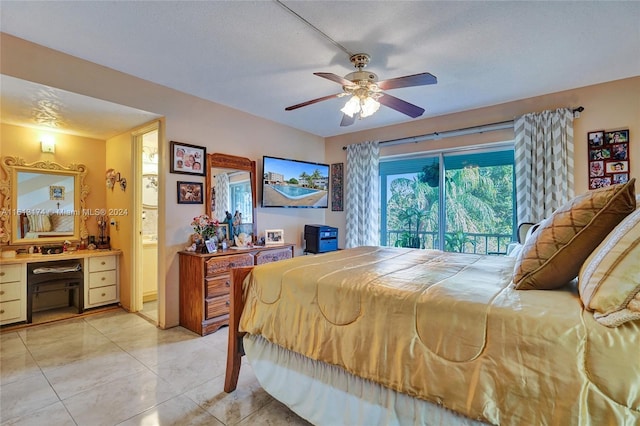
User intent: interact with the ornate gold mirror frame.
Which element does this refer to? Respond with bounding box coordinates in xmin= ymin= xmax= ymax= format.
xmin=0 ymin=156 xmax=89 ymax=245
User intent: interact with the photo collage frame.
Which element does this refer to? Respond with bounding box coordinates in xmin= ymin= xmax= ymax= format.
xmin=588 ymin=129 xmax=630 ymax=190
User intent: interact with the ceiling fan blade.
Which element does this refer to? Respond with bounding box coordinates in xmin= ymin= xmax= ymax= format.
xmin=314 ymin=72 xmax=354 ymax=87
xmin=340 ymin=113 xmax=357 ymax=127
xmin=377 ymin=72 xmax=437 ymax=91
xmin=378 ymin=93 xmax=425 ymax=118
xmin=285 ymin=93 xmax=343 ymax=111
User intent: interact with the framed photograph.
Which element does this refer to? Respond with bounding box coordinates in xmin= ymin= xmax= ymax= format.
xmin=170 ymin=141 xmax=206 ymax=175
xmin=605 ymin=130 xmax=629 ymax=144
xmin=331 ymin=162 xmax=344 ymax=211
xmin=216 ymin=224 xmax=229 ymax=243
xmin=606 ymin=160 xmax=628 ymax=173
xmin=265 ymin=229 xmax=284 ymax=246
xmin=49 ymin=185 xmax=65 ymax=200
xmin=177 ymin=181 xmax=203 ymax=204
xmin=205 ymin=239 xmax=217 ymax=253
xmin=588 ymin=130 xmax=604 ymax=147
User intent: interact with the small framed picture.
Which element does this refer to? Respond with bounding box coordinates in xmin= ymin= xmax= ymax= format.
xmin=170 ymin=141 xmax=206 ymax=175
xmin=613 ymin=173 xmax=629 ymax=184
xmin=606 ymin=161 xmax=628 ymax=173
xmin=177 ymin=181 xmax=203 ymax=204
xmin=49 ymin=185 xmax=65 ymax=200
xmin=205 ymin=239 xmax=217 ymax=253
xmin=265 ymin=229 xmax=284 ymax=246
xmin=216 ymin=224 xmax=229 ymax=243
xmin=589 ymin=161 xmax=604 ymax=177
xmin=588 ymin=130 xmax=604 ymax=147
xmin=605 ymin=130 xmax=629 ymax=145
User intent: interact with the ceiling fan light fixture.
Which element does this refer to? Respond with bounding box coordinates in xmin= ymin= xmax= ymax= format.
xmin=341 ymin=94 xmax=381 ymax=119
xmin=360 ymin=96 xmax=380 ymax=118
xmin=340 ymin=95 xmax=361 ymax=117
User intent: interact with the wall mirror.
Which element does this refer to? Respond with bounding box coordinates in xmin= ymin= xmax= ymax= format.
xmin=205 ymin=153 xmax=256 ymax=246
xmin=0 ymin=156 xmax=89 ymax=245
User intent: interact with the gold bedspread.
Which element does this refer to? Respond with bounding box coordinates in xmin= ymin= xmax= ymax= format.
xmin=239 ymin=246 xmax=640 ymax=425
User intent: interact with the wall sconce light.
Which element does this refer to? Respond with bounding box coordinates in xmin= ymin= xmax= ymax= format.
xmin=40 ymin=135 xmax=55 ymax=153
xmin=106 ymin=168 xmax=127 ymax=191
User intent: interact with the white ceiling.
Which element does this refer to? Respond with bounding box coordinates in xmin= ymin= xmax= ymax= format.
xmin=1 ymin=1 xmax=639 ymax=139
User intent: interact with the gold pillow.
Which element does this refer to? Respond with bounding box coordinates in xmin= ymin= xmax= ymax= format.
xmin=579 ymin=208 xmax=640 ymax=327
xmin=513 ymin=178 xmax=636 ymax=290
xmin=27 ymin=214 xmax=52 ymax=233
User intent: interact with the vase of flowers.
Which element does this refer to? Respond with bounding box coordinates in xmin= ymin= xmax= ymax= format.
xmin=191 ymin=214 xmax=219 ymax=253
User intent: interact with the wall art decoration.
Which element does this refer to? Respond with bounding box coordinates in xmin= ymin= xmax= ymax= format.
xmin=588 ymin=129 xmax=630 ymax=189
xmin=330 ymin=162 xmax=344 ymax=211
xmin=170 ymin=141 xmax=206 ymax=176
xmin=177 ymin=181 xmax=203 ymax=204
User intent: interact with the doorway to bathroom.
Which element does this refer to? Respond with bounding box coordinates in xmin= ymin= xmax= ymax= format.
xmin=135 ymin=125 xmax=159 ymax=323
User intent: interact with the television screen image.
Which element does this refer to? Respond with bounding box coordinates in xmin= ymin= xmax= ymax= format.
xmin=262 ymin=156 xmax=329 ymax=208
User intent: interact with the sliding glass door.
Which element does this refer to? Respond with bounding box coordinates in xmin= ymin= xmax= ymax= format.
xmin=380 ymin=145 xmax=515 ymax=254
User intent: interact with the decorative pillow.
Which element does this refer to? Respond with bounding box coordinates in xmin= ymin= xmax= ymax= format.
xmin=27 ymin=214 xmax=52 ymax=232
xmin=49 ymin=214 xmax=74 ymax=232
xmin=513 ymin=178 xmax=636 ymax=290
xmin=579 ymin=208 xmax=640 ymax=327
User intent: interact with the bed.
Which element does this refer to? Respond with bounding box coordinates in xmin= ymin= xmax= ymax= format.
xmin=224 ymin=180 xmax=640 ymax=425
xmin=19 ymin=212 xmax=74 ymax=238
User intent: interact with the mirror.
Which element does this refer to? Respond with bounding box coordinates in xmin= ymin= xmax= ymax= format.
xmin=142 ymin=174 xmax=158 ymax=208
xmin=205 ymin=153 xmax=256 ymax=246
xmin=0 ymin=156 xmax=89 ymax=245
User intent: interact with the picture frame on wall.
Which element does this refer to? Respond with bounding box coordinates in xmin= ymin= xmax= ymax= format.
xmin=587 ymin=128 xmax=630 ymax=190
xmin=265 ymin=229 xmax=284 ymax=246
xmin=49 ymin=185 xmax=65 ymax=200
xmin=330 ymin=162 xmax=344 ymax=212
xmin=177 ymin=181 xmax=203 ymax=204
xmin=170 ymin=141 xmax=206 ymax=176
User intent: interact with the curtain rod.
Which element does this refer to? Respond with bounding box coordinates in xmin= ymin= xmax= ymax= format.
xmin=342 ymin=106 xmax=584 ymax=150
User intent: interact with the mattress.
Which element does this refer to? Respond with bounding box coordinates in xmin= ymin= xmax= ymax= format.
xmin=239 ymin=246 xmax=640 ymax=425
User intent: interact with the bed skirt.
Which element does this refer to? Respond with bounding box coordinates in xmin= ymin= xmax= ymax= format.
xmin=244 ymin=333 xmax=488 ymax=426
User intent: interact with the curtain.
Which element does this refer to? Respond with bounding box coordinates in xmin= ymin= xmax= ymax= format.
xmin=514 ymin=108 xmax=574 ymax=223
xmin=213 ymin=173 xmax=230 ymax=222
xmin=345 ymin=140 xmax=380 ymax=248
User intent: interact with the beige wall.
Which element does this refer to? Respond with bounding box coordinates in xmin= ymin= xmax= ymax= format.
xmin=325 ymin=76 xmax=640 ymax=247
xmin=1 ymin=33 xmax=325 ymax=328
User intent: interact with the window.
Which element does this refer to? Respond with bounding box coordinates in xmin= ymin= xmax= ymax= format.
xmin=380 ymin=145 xmax=515 ymax=254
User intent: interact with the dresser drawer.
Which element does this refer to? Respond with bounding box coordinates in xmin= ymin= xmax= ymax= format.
xmin=89 ymin=286 xmax=117 ymax=305
xmin=0 ymin=299 xmax=22 ymax=322
xmin=205 ymin=254 xmax=253 ymax=276
xmin=206 ymin=274 xmax=231 ymax=298
xmin=88 ymin=270 xmax=117 ymax=288
xmin=0 ymin=281 xmax=23 ymax=302
xmin=205 ymin=294 xmax=230 ymax=319
xmin=0 ymin=264 xmax=22 ymax=283
xmin=255 ymin=247 xmax=293 ymax=265
xmin=89 ymin=256 xmax=116 ymax=272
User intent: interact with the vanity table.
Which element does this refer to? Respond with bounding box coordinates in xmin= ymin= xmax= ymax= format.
xmin=0 ymin=249 xmax=121 ymax=325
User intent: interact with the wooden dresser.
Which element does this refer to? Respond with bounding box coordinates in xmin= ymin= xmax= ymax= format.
xmin=179 ymin=244 xmax=294 ymax=335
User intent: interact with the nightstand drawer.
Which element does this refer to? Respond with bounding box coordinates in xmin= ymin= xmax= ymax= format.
xmin=89 ymin=256 xmax=116 ymax=272
xmin=89 ymin=286 xmax=117 ymax=305
xmin=89 ymin=270 xmax=117 ymax=288
xmin=0 ymin=264 xmax=22 ymax=283
xmin=205 ymin=254 xmax=253 ymax=276
xmin=206 ymin=274 xmax=231 ymax=298
xmin=0 ymin=281 xmax=22 ymax=302
xmin=0 ymin=300 xmax=22 ymax=322
xmin=205 ymin=294 xmax=230 ymax=319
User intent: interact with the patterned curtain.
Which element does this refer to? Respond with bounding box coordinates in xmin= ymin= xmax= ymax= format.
xmin=514 ymin=108 xmax=574 ymax=223
xmin=345 ymin=140 xmax=380 ymax=248
xmin=213 ymin=173 xmax=230 ymax=222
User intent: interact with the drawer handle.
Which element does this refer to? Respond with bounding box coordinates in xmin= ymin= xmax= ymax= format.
xmin=0 ymin=309 xmax=4 ymax=314
xmin=101 ymin=277 xmax=106 ymax=281
xmin=102 ymin=293 xmax=106 ymax=297
xmin=0 ymin=272 xmax=4 ymax=276
xmin=225 ymin=301 xmax=230 ymax=307
xmin=229 ymin=262 xmax=235 ymax=268
xmin=101 ymin=261 xmax=106 ymax=265
xmin=225 ymin=281 xmax=230 ymax=287
xmin=0 ymin=290 xmax=4 ymax=295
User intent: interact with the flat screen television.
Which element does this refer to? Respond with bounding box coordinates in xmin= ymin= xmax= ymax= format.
xmin=262 ymin=156 xmax=329 ymax=208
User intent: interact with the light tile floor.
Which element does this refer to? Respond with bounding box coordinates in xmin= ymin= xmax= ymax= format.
xmin=0 ymin=309 xmax=311 ymax=426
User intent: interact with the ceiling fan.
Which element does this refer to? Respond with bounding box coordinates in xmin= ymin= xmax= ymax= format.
xmin=285 ymin=53 xmax=437 ymax=127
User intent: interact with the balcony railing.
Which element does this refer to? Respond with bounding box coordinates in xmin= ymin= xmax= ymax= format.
xmin=385 ymin=230 xmax=513 ymax=255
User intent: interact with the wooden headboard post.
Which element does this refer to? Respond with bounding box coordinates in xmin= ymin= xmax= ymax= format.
xmin=224 ymin=266 xmax=253 ymax=392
